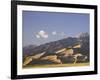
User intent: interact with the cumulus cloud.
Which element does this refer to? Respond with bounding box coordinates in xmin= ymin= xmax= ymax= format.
xmin=36 ymin=30 xmax=48 ymax=39
xmin=52 ymin=31 xmax=57 ymax=35
xmin=60 ymin=32 xmax=66 ymax=36
xmin=36 ymin=34 xmax=40 ymax=38
xmin=75 ymin=32 xmax=83 ymax=38
xmin=60 ymin=32 xmax=68 ymax=38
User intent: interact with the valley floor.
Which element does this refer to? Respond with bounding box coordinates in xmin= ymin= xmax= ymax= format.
xmin=23 ymin=62 xmax=89 ymax=69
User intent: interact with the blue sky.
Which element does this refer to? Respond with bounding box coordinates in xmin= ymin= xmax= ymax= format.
xmin=22 ymin=11 xmax=89 ymax=47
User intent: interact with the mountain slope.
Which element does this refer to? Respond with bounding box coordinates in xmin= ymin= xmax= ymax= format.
xmin=23 ymin=33 xmax=89 ymax=67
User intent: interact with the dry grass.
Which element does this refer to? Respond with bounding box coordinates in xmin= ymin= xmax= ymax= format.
xmin=23 ymin=63 xmax=89 ymax=69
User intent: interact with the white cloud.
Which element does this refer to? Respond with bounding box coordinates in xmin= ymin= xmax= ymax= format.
xmin=39 ymin=30 xmax=45 ymax=35
xmin=75 ymin=32 xmax=83 ymax=38
xmin=36 ymin=34 xmax=40 ymax=38
xmin=60 ymin=32 xmax=66 ymax=36
xmin=52 ymin=31 xmax=57 ymax=35
xmin=59 ymin=32 xmax=68 ymax=38
xmin=36 ymin=30 xmax=48 ymax=39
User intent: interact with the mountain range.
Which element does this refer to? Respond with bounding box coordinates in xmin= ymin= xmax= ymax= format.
xmin=23 ymin=33 xmax=89 ymax=67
